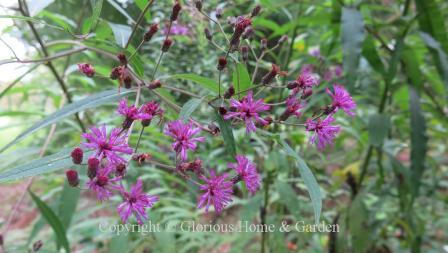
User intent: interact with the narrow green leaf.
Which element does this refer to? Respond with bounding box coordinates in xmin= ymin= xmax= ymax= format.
xmin=341 ymin=8 xmax=365 ymax=85
xmin=179 ymin=98 xmax=202 ymax=122
xmin=88 ymin=0 xmax=103 ymax=31
xmin=280 ymin=140 xmax=322 ymax=224
xmin=168 ymin=74 xmax=218 ymax=94
xmin=0 ymin=149 xmax=91 ymax=183
xmin=409 ymin=87 xmax=427 ymax=200
xmin=362 ymin=35 xmax=385 ymax=75
xmin=368 ymin=113 xmax=390 ymax=147
xmin=415 ymin=0 xmax=448 ymax=54
xmin=232 ymin=63 xmax=251 ymax=96
xmin=0 ymin=15 xmax=64 ymax=31
xmin=108 ymin=22 xmax=132 ymax=48
xmin=58 ymin=182 xmax=80 ymax=229
xmin=214 ymin=111 xmax=236 ymax=158
xmin=420 ymin=32 xmax=448 ymax=89
xmin=29 ymin=191 xmax=70 ymax=253
xmin=349 ymin=194 xmax=371 ymax=253
xmin=0 ymin=89 xmax=135 ymax=153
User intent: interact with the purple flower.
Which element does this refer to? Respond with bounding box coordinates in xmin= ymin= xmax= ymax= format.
xmin=228 ymin=155 xmax=261 ymax=195
xmin=305 ymin=116 xmax=341 ymax=150
xmin=163 ymin=23 xmax=189 ymax=36
xmin=326 ymin=84 xmax=356 ymax=116
xmin=117 ymin=179 xmax=159 ymax=224
xmin=285 ymin=96 xmax=306 ymax=118
xmin=164 ymin=120 xmax=206 ymax=161
xmin=301 ymin=64 xmax=315 ymax=74
xmin=198 ymin=171 xmax=233 ymax=214
xmin=140 ymin=101 xmax=164 ymax=126
xmin=77 ymin=63 xmax=95 ymax=77
xmin=224 ymin=91 xmax=270 ymax=133
xmin=296 ymin=72 xmax=318 ymax=89
xmin=309 ymin=47 xmax=321 ymax=58
xmin=87 ymin=164 xmax=122 ymax=201
xmin=333 ymin=65 xmax=343 ymax=78
xmin=117 ymin=99 xmax=152 ymax=121
xmin=82 ymin=125 xmax=133 ymax=164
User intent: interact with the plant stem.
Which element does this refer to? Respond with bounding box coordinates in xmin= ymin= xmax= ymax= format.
xmin=125 ymin=0 xmax=155 ymax=49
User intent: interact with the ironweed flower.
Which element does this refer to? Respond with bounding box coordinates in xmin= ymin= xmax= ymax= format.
xmin=117 ymin=99 xmax=152 ymax=129
xmin=224 ymin=91 xmax=270 ymax=133
xmin=326 ymin=84 xmax=356 ymax=116
xmin=198 ymin=170 xmax=233 ymax=214
xmin=281 ymin=96 xmax=306 ymax=120
xmin=81 ymin=125 xmax=133 ymax=164
xmin=230 ymin=16 xmax=252 ymax=46
xmin=117 ymin=179 xmax=159 ymax=224
xmin=261 ymin=64 xmax=287 ymax=85
xmin=140 ymin=101 xmax=164 ymax=127
xmin=77 ymin=63 xmax=95 ymax=77
xmin=228 ymin=155 xmax=261 ymax=195
xmin=164 ymin=120 xmax=205 ymax=161
xmin=305 ymin=115 xmax=340 ymax=150
xmin=87 ymin=163 xmax=122 ymax=201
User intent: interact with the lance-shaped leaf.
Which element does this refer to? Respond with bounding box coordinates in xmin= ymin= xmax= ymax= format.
xmin=179 ymin=98 xmax=202 ymax=122
xmin=167 ymin=74 xmax=219 ymax=94
xmin=214 ymin=111 xmax=236 ymax=158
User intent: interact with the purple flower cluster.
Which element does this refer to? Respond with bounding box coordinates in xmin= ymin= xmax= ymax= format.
xmin=164 ymin=120 xmax=206 ymax=161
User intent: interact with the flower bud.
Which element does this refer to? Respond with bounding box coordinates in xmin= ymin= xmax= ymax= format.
xmin=224 ymin=85 xmax=235 ymax=99
xmin=218 ymin=106 xmax=227 ymax=115
xmin=301 ymin=88 xmax=313 ymax=99
xmin=242 ymin=27 xmax=253 ymax=40
xmin=144 ymin=23 xmax=159 ymax=42
xmin=170 ymin=2 xmax=182 ymax=21
xmin=287 ymin=81 xmax=298 ymax=89
xmin=208 ymin=122 xmax=220 ymax=135
xmin=260 ymin=38 xmax=268 ymax=51
xmin=115 ymin=163 xmax=126 ymax=177
xmin=278 ymin=35 xmax=288 ymax=44
xmin=195 ymin=0 xmax=202 ymax=11
xmin=148 ymin=80 xmax=162 ymax=89
xmin=110 ymin=67 xmax=121 ymax=80
xmin=251 ymin=5 xmax=261 ymax=17
xmin=241 ymin=46 xmax=249 ymax=62
xmin=77 ymin=63 xmax=95 ymax=77
xmin=87 ymin=157 xmax=99 ymax=179
xmin=117 ymin=53 xmax=127 ymax=65
xmin=215 ymin=8 xmax=223 ymax=19
xmin=217 ymin=57 xmax=227 ymax=71
xmin=71 ymin=147 xmax=83 ymax=165
xmin=32 ymin=240 xmax=43 ymax=252
xmin=204 ymin=27 xmax=213 ymax=41
xmin=122 ymin=72 xmax=133 ymax=89
xmin=162 ymin=38 xmax=173 ymax=52
xmin=66 ymin=170 xmax=79 ymax=187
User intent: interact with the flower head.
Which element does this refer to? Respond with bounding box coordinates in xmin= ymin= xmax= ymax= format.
xmin=117 ymin=179 xmax=159 ymax=224
xmin=296 ymin=72 xmax=318 ymax=89
xmin=140 ymin=101 xmax=164 ymax=126
xmin=326 ymin=84 xmax=356 ymax=116
xmin=77 ymin=63 xmax=95 ymax=77
xmin=163 ymin=23 xmax=189 ymax=36
xmin=228 ymin=155 xmax=261 ymax=195
xmin=87 ymin=164 xmax=122 ymax=201
xmin=285 ymin=96 xmax=306 ymax=118
xmin=82 ymin=125 xmax=133 ymax=164
xmin=198 ymin=171 xmax=233 ymax=214
xmin=164 ymin=120 xmax=205 ymax=161
xmin=305 ymin=116 xmax=340 ymax=150
xmin=224 ymin=91 xmax=270 ymax=133
xmin=117 ymin=99 xmax=151 ymax=121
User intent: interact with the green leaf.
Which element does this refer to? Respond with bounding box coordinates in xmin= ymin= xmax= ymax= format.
xmin=0 ymin=89 xmax=135 ymax=153
xmin=108 ymin=22 xmax=132 ymax=48
xmin=214 ymin=111 xmax=236 ymax=158
xmin=0 ymin=149 xmax=91 ymax=183
xmin=362 ymin=35 xmax=385 ymax=75
xmin=232 ymin=63 xmax=251 ymax=96
xmin=179 ymin=98 xmax=202 ymax=122
xmin=275 ymin=181 xmax=300 ymax=217
xmin=58 ymin=182 xmax=80 ymax=229
xmin=87 ymin=0 xmax=103 ymax=32
xmin=341 ymin=8 xmax=365 ymax=86
xmin=349 ymin=194 xmax=371 ymax=253
xmin=109 ymin=234 xmax=129 ymax=253
xmin=29 ymin=191 xmax=70 ymax=253
xmin=408 ymin=87 xmax=427 ymax=200
xmin=0 ymin=15 xmax=64 ymax=31
xmin=168 ymin=74 xmax=218 ymax=94
xmin=368 ymin=113 xmax=390 ymax=147
xmin=280 ymin=140 xmax=322 ymax=224
xmin=420 ymin=32 xmax=448 ymax=89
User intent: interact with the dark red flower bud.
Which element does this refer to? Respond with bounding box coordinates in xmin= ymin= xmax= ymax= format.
xmin=195 ymin=0 xmax=202 ymax=11
xmin=117 ymin=53 xmax=127 ymax=65
xmin=77 ymin=63 xmax=95 ymax=77
xmin=87 ymin=157 xmax=99 ymax=179
xmin=278 ymin=35 xmax=288 ymax=44
xmin=144 ymin=23 xmax=159 ymax=42
xmin=241 ymin=46 xmax=249 ymax=62
xmin=323 ymin=105 xmax=336 ymax=115
xmin=162 ymin=38 xmax=173 ymax=52
xmin=115 ymin=163 xmax=126 ymax=177
xmin=132 ymin=153 xmax=151 ymax=166
xmin=148 ymin=80 xmax=162 ymax=89
xmin=301 ymin=88 xmax=313 ymax=99
xmin=66 ymin=170 xmax=79 ymax=187
xmin=287 ymin=81 xmax=298 ymax=89
xmin=110 ymin=66 xmax=121 ymax=80
xmin=204 ymin=27 xmax=213 ymax=41
xmin=224 ymin=85 xmax=235 ymax=99
xmin=218 ymin=106 xmax=227 ymax=115
xmin=251 ymin=5 xmax=261 ymax=17
xmin=260 ymin=38 xmax=268 ymax=50
xmin=123 ymin=75 xmax=132 ymax=89
xmin=208 ymin=122 xmax=220 ymax=135
xmin=70 ymin=147 xmax=83 ymax=165
xmin=217 ymin=57 xmax=227 ymax=71
xmin=215 ymin=8 xmax=223 ymax=19
xmin=170 ymin=2 xmax=182 ymax=21
xmin=279 ymin=110 xmax=291 ymax=121
xmin=32 ymin=240 xmax=43 ymax=252
xmin=231 ymin=16 xmax=252 ymax=46
xmin=262 ymin=64 xmax=287 ymax=85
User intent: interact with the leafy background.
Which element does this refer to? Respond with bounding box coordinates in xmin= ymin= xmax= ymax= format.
xmin=0 ymin=0 xmax=447 ymax=252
